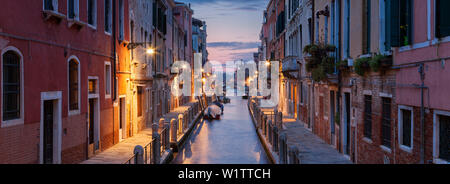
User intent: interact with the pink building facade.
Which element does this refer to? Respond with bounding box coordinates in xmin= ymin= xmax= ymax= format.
xmin=393 ymin=0 xmax=450 ymax=164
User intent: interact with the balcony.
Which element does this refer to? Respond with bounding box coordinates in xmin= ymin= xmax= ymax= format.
xmin=282 ymin=56 xmax=300 ymax=72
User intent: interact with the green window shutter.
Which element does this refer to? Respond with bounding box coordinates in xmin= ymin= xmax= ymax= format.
xmin=389 ymin=0 xmax=401 ymax=47
xmin=385 ymin=0 xmax=391 ymax=50
xmin=437 ymin=0 xmax=450 ymax=38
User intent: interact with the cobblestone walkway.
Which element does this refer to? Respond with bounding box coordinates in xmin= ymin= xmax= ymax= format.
xmin=81 ymin=129 xmax=153 ymax=164
xmin=283 ymin=119 xmax=353 ymax=164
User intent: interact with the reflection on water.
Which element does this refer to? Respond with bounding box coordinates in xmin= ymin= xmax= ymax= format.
xmin=172 ymin=97 xmax=270 ymax=164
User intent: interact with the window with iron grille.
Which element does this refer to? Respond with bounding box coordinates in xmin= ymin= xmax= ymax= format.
xmin=381 ymin=98 xmax=392 ymax=148
xmin=364 ymin=95 xmax=372 ymax=139
xmin=439 ymin=115 xmax=450 ymax=162
xmin=69 ymin=60 xmax=79 ymax=110
xmin=2 ymin=51 xmax=21 ymax=121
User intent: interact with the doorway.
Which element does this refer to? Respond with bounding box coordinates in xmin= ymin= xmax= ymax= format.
xmin=43 ymin=100 xmax=54 ymax=164
xmin=293 ymin=84 xmax=298 ymax=119
xmin=343 ymin=92 xmax=351 ymax=155
xmin=330 ymin=91 xmax=336 ymax=146
xmin=119 ymin=97 xmax=126 ymax=141
xmin=87 ymin=97 xmax=99 ymax=158
xmin=40 ymin=92 xmax=62 ymax=164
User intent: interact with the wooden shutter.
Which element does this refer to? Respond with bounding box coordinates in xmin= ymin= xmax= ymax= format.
xmin=437 ymin=0 xmax=450 ymax=38
xmin=389 ymin=0 xmax=401 ymax=47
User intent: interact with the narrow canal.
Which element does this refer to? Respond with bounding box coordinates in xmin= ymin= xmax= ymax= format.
xmin=172 ymin=97 xmax=270 ymax=164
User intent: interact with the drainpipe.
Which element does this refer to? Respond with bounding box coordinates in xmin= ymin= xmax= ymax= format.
xmin=337 ymin=0 xmax=343 ymax=155
xmin=112 ymin=0 xmax=117 ymax=143
xmin=419 ymin=64 xmax=425 ymax=164
xmin=310 ymin=0 xmax=315 ymax=132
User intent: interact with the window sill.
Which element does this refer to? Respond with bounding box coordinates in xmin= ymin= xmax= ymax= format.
xmin=68 ymin=110 xmax=80 ymax=116
xmin=432 ymin=36 xmax=450 ymax=45
xmin=399 ymin=145 xmax=413 ymax=153
xmin=68 ymin=19 xmax=86 ymax=30
xmin=1 ymin=118 xmax=24 ymax=128
xmin=380 ymin=145 xmax=392 ymax=153
xmin=398 ymin=41 xmax=431 ymax=53
xmin=87 ymin=24 xmax=97 ymax=30
xmin=42 ymin=10 xmax=66 ymax=22
xmin=105 ymin=94 xmax=111 ymax=99
xmin=104 ymin=31 xmax=112 ymax=36
xmin=433 ymin=158 xmax=450 ymax=164
xmin=363 ymin=137 xmax=373 ymax=144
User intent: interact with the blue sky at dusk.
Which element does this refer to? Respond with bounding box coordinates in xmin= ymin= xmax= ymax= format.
xmin=178 ymin=0 xmax=267 ymax=63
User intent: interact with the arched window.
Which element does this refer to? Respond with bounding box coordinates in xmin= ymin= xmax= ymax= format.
xmin=2 ymin=51 xmax=21 ymax=121
xmin=69 ymin=59 xmax=79 ymax=111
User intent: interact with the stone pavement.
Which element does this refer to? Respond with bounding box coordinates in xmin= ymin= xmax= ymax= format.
xmin=81 ymin=129 xmax=153 ymax=164
xmin=283 ymin=119 xmax=353 ymax=164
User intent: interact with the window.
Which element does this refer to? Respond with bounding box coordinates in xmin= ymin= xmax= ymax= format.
xmin=104 ymin=0 xmax=112 ymax=33
xmin=399 ymin=106 xmax=413 ymax=149
xmin=69 ymin=59 xmax=79 ymax=111
xmin=438 ymin=115 xmax=450 ymax=162
xmin=389 ymin=0 xmax=412 ymax=47
xmin=363 ymin=0 xmax=371 ymax=54
xmin=44 ymin=0 xmax=58 ymax=11
xmin=381 ymin=98 xmax=392 ymax=148
xmin=308 ymin=18 xmax=313 ymax=44
xmin=68 ymin=0 xmax=79 ymax=20
xmin=137 ymin=87 xmax=143 ymax=117
xmin=363 ymin=95 xmax=372 ymax=139
xmin=436 ymin=0 xmax=450 ymax=38
xmin=119 ymin=0 xmax=124 ymax=40
xmin=276 ymin=11 xmax=285 ymax=37
xmin=87 ymin=0 xmax=97 ymax=27
xmin=2 ymin=51 xmax=21 ymax=121
xmin=105 ymin=62 xmax=111 ymax=97
xmin=89 ymin=79 xmax=97 ymax=94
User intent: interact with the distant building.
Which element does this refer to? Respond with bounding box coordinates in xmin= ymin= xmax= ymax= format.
xmin=192 ymin=18 xmax=208 ymax=66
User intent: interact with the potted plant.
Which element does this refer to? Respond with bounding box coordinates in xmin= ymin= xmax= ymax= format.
xmin=336 ymin=59 xmax=349 ymax=70
xmin=354 ymin=57 xmax=371 ymax=76
xmin=303 ymin=43 xmax=337 ymax=82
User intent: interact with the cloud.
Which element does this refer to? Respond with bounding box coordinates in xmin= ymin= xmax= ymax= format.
xmin=208 ymin=42 xmax=260 ymax=50
xmin=229 ymin=52 xmax=256 ymax=61
xmin=179 ymin=0 xmax=266 ymax=12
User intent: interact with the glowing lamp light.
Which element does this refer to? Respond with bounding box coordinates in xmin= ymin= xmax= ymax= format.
xmin=146 ymin=48 xmax=155 ymax=55
xmin=266 ymin=61 xmax=271 ymax=66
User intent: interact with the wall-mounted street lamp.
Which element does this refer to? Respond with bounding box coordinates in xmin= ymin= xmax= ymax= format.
xmin=126 ymin=42 xmax=156 ymax=55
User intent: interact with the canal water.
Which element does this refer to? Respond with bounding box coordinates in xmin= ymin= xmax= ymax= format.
xmin=172 ymin=97 xmax=270 ymax=164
